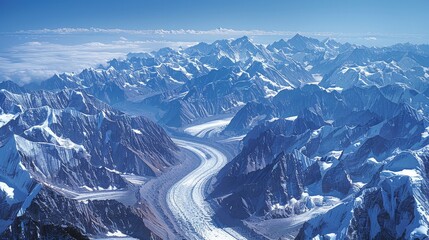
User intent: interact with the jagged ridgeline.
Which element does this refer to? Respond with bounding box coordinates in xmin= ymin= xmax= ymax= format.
xmin=1 ymin=34 xmax=429 ymax=239
xmin=0 ymin=85 xmax=178 ymax=239
xmin=23 ymin=35 xmax=429 ymax=128
xmin=212 ymin=85 xmax=429 ymax=239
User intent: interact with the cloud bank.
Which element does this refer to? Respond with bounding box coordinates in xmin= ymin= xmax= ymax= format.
xmin=15 ymin=27 xmax=427 ymax=41
xmin=1 ymin=28 xmax=428 ymax=84
xmin=0 ymin=39 xmax=196 ymax=84
xmin=17 ymin=27 xmax=294 ymax=36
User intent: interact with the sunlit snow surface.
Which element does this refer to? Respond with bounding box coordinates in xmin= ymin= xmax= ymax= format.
xmin=0 ymin=182 xmax=15 ymax=202
xmin=167 ymin=139 xmax=245 ymax=240
xmin=0 ymin=114 xmax=15 ymax=128
xmin=106 ymin=230 xmax=127 ymax=237
xmin=184 ymin=117 xmax=233 ymax=138
xmin=218 ymin=134 xmax=246 ymax=143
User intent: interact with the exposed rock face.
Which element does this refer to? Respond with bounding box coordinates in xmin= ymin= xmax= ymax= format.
xmin=213 ymin=82 xmax=429 ymax=238
xmin=0 ymin=88 xmax=178 ymax=238
xmin=321 ymin=162 xmax=352 ymax=195
xmin=22 ymin=35 xmax=429 ymax=128
xmin=225 ymin=83 xmax=429 ymax=135
xmin=216 ymin=151 xmax=308 ymax=218
xmin=1 ymin=188 xmax=160 ymax=240
xmin=2 ymin=34 xmax=429 ymax=238
xmin=297 ymin=167 xmax=429 ymax=239
xmin=148 ymin=62 xmax=306 ymax=127
xmin=303 ymin=162 xmax=322 ymax=186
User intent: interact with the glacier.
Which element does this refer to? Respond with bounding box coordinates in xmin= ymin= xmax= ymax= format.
xmin=1 ymin=34 xmax=429 ymax=239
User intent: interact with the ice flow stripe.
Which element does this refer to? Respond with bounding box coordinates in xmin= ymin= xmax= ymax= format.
xmin=167 ymin=138 xmax=245 ymax=240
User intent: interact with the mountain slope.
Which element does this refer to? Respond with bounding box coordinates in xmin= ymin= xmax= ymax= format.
xmin=0 ymin=88 xmax=178 ymax=238
xmin=212 ymin=84 xmax=429 ymax=238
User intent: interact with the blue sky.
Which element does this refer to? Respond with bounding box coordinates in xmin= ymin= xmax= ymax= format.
xmin=1 ymin=0 xmax=428 ymax=36
xmin=0 ymin=0 xmax=428 ymax=83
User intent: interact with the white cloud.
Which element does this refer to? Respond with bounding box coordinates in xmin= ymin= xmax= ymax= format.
xmin=0 ymin=40 xmax=196 ymax=84
xmin=12 ymin=28 xmax=429 ymax=43
xmin=2 ymin=28 xmax=300 ymax=84
xmin=2 ymin=28 xmax=298 ymax=84
xmin=364 ymin=36 xmax=377 ymax=41
xmin=2 ymin=28 xmax=428 ymax=84
xmin=17 ymin=27 xmax=294 ymax=36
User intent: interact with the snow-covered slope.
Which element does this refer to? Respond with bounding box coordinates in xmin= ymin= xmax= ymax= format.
xmin=23 ymin=36 xmax=429 ymax=129
xmin=0 ymin=88 xmax=178 ymax=238
xmin=213 ymin=84 xmax=429 ymax=238
xmin=2 ymin=34 xmax=429 ymax=239
xmin=298 ymin=148 xmax=429 ymax=239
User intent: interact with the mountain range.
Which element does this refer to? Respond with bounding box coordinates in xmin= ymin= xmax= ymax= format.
xmin=1 ymin=34 xmax=429 ymax=239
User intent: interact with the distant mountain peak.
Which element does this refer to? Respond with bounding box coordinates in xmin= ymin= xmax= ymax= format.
xmin=289 ymin=33 xmax=313 ymax=42
xmin=267 ymin=39 xmax=289 ymax=51
xmin=231 ymin=36 xmax=252 ymax=46
xmin=0 ymin=80 xmax=27 ymax=94
xmin=286 ymin=33 xmax=322 ymax=51
xmin=235 ymin=35 xmax=250 ymax=41
xmin=275 ymin=38 xmax=288 ymax=44
xmin=292 ymin=33 xmax=305 ymax=38
xmin=322 ymin=38 xmax=341 ymax=47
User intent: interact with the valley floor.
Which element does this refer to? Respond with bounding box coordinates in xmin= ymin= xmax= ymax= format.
xmin=139 ymin=132 xmax=258 ymax=239
xmin=167 ymin=138 xmax=245 ymax=239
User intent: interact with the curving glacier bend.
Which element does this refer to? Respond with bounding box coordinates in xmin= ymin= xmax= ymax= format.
xmin=184 ymin=117 xmax=233 ymax=138
xmin=167 ymin=138 xmax=245 ymax=240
